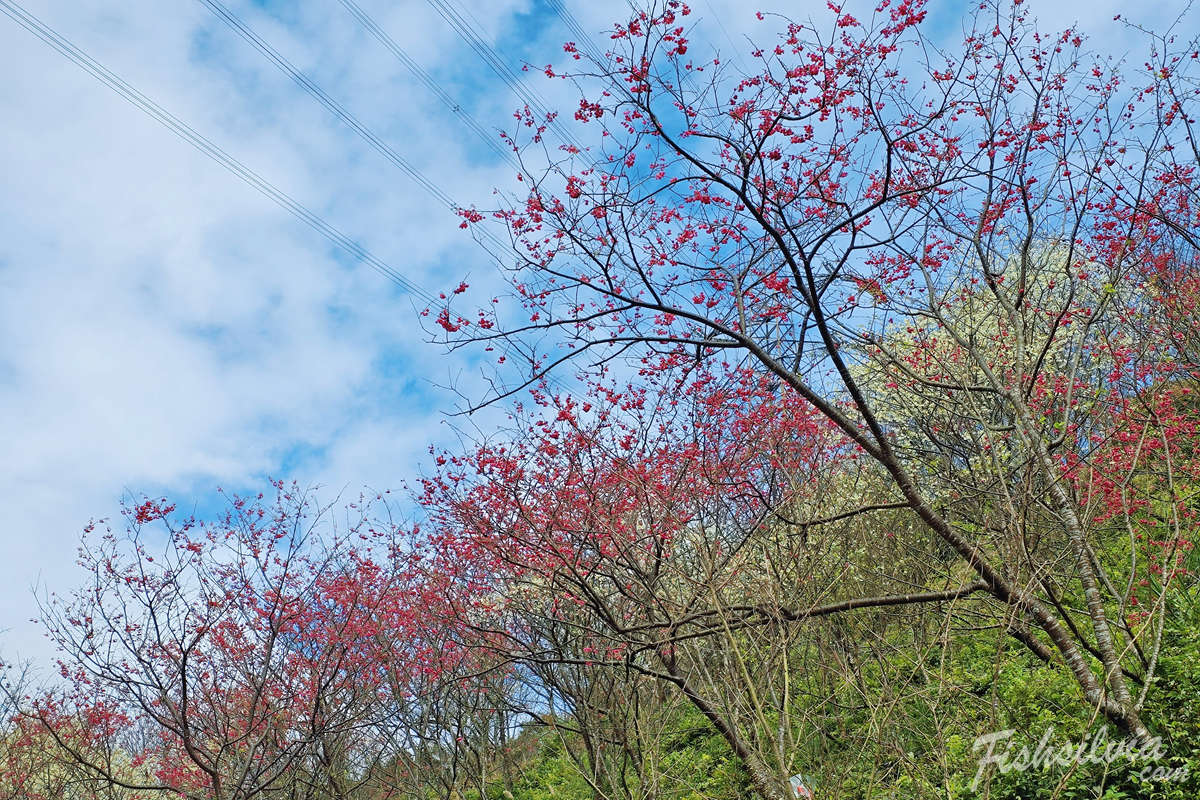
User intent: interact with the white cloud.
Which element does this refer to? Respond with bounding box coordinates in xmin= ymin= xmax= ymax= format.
xmin=0 ymin=0 xmax=1194 ymax=670
xmin=0 ymin=0 xmax=529 ymax=666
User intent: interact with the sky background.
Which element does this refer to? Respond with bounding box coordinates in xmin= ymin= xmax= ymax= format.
xmin=1 ymin=0 xmax=1195 ymax=667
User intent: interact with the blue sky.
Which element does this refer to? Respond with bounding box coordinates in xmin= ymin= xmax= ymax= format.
xmin=0 ymin=0 xmax=1194 ymax=667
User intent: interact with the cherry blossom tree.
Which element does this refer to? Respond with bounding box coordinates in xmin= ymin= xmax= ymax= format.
xmin=24 ymin=486 xmax=420 ymax=800
xmin=440 ymin=0 xmax=1200 ymax=772
xmin=422 ymin=364 xmax=994 ymax=798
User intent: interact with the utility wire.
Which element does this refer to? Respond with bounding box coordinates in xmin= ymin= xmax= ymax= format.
xmin=701 ymin=0 xmax=749 ymax=74
xmin=0 ymin=0 xmax=442 ymax=305
xmin=2 ymin=0 xmax=580 ymax=398
xmin=425 ymin=0 xmax=584 ymax=152
xmin=197 ymin=0 xmax=455 ymax=208
xmin=543 ymin=0 xmax=606 ymax=66
xmin=194 ymin=0 xmax=512 ymax=261
xmin=336 ymin=0 xmax=519 ymax=170
xmin=198 ymin=0 xmax=580 ymax=371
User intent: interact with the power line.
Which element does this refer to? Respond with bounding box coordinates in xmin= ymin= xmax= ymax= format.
xmin=701 ymin=0 xmax=749 ymax=74
xmin=543 ymin=0 xmax=605 ymax=66
xmin=197 ymin=0 xmax=456 ymax=210
xmin=424 ymin=0 xmax=584 ymax=153
xmin=195 ymin=0 xmax=513 ymax=262
xmin=335 ymin=0 xmax=519 ymax=170
xmin=0 ymin=0 xmax=438 ymax=305
xmin=1 ymin=0 xmax=581 ymax=398
xmin=196 ymin=0 xmax=585 ymax=398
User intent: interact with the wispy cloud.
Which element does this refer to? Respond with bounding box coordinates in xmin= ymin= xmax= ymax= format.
xmin=0 ymin=0 xmax=1192 ymax=666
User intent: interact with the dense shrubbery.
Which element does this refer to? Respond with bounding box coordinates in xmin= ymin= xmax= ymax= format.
xmin=456 ymin=595 xmax=1200 ymax=800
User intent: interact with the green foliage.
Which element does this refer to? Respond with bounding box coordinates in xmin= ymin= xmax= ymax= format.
xmin=484 ymin=599 xmax=1200 ymax=800
xmin=499 ymin=709 xmax=751 ymax=800
xmin=507 ymin=732 xmax=593 ymax=800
